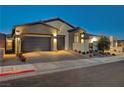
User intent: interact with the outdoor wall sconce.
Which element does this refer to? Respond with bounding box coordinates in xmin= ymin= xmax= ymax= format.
xmin=81 ymin=39 xmax=84 ymax=43
xmin=15 ymin=30 xmax=21 ymax=36
xmin=53 ymin=33 xmax=57 ymax=37
xmin=81 ymin=34 xmax=84 ymax=38
xmin=54 ymin=38 xmax=57 ymax=43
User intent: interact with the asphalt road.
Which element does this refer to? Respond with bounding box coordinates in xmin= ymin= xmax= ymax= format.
xmin=0 ymin=60 xmax=124 ymax=87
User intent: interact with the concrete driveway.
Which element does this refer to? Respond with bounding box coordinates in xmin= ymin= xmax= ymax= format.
xmin=23 ymin=50 xmax=88 ymax=63
xmin=0 ymin=50 xmax=88 ymax=66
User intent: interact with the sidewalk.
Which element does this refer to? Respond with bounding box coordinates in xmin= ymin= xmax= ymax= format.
xmin=0 ymin=55 xmax=124 ymax=82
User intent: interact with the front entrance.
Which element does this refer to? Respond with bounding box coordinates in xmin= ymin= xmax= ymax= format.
xmin=57 ymin=35 xmax=65 ymax=50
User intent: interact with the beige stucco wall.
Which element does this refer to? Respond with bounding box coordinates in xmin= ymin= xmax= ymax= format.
xmin=110 ymin=46 xmax=124 ymax=53
xmin=45 ymin=20 xmax=73 ymax=50
xmin=15 ymin=24 xmax=57 ymax=35
xmin=14 ymin=24 xmax=58 ymax=53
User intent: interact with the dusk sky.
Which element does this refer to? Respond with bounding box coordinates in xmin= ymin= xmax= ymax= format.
xmin=0 ymin=5 xmax=124 ymax=39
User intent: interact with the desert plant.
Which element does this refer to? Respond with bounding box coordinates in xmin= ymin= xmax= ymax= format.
xmin=98 ymin=36 xmax=110 ymax=52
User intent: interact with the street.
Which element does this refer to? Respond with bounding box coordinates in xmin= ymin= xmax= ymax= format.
xmin=0 ymin=60 xmax=124 ymax=87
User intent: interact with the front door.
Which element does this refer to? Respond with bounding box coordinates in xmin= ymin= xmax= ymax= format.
xmin=57 ymin=35 xmax=65 ymax=50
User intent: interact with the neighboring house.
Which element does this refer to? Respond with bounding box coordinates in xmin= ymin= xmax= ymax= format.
xmin=0 ymin=33 xmax=6 ymax=55
xmin=117 ymin=40 xmax=124 ymax=47
xmin=0 ymin=33 xmax=6 ymax=49
xmin=5 ymin=18 xmax=99 ymax=55
xmin=6 ymin=34 xmax=14 ymax=53
xmin=86 ymin=33 xmax=101 ymax=51
xmin=109 ymin=36 xmax=124 ymax=54
xmin=109 ymin=36 xmax=117 ymax=48
xmin=117 ymin=40 xmax=124 ymax=52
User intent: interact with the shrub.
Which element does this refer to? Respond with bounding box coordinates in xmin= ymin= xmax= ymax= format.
xmin=95 ymin=50 xmax=98 ymax=52
xmin=87 ymin=51 xmax=89 ymax=54
xmin=79 ymin=51 xmax=81 ymax=53
xmin=82 ymin=52 xmax=86 ymax=55
xmin=89 ymin=54 xmax=92 ymax=57
xmin=18 ymin=53 xmax=26 ymax=62
xmin=89 ymin=50 xmax=93 ymax=53
xmin=74 ymin=50 xmax=77 ymax=52
xmin=112 ymin=53 xmax=116 ymax=56
xmin=93 ymin=54 xmax=96 ymax=56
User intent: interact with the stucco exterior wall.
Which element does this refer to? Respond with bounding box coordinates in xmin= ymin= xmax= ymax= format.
xmin=14 ymin=24 xmax=58 ymax=54
xmin=69 ymin=29 xmax=86 ymax=50
xmin=110 ymin=46 xmax=124 ymax=53
xmin=0 ymin=33 xmax=6 ymax=48
xmin=15 ymin=24 xmax=57 ymax=35
xmin=45 ymin=20 xmax=73 ymax=50
xmin=69 ymin=31 xmax=75 ymax=50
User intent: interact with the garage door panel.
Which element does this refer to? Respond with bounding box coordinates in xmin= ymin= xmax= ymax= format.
xmin=22 ymin=36 xmax=51 ymax=52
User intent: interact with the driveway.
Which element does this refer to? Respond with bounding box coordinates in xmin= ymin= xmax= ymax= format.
xmin=23 ymin=50 xmax=88 ymax=63
xmin=0 ymin=51 xmax=87 ymax=66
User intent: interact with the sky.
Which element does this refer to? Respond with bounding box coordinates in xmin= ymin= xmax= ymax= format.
xmin=0 ymin=5 xmax=124 ymax=39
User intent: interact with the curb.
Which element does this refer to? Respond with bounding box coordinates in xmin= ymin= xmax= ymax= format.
xmin=0 ymin=70 xmax=35 ymax=76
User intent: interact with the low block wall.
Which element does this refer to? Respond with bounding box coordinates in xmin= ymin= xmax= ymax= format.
xmin=73 ymin=43 xmax=89 ymax=52
xmin=110 ymin=46 xmax=124 ymax=54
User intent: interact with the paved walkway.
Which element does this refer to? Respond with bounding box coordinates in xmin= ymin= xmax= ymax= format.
xmin=0 ymin=54 xmax=124 ymax=82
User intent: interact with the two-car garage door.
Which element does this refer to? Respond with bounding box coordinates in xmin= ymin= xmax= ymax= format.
xmin=21 ymin=35 xmax=65 ymax=53
xmin=21 ymin=36 xmax=51 ymax=52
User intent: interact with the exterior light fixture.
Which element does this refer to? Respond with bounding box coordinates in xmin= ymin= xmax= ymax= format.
xmin=81 ymin=39 xmax=84 ymax=43
xmin=81 ymin=34 xmax=84 ymax=38
xmin=54 ymin=38 xmax=57 ymax=43
xmin=15 ymin=30 xmax=21 ymax=35
xmin=53 ymin=33 xmax=57 ymax=37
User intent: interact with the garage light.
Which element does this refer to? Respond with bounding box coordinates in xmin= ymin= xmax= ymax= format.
xmin=54 ymin=38 xmax=57 ymax=43
xmin=81 ymin=39 xmax=84 ymax=43
xmin=81 ymin=34 xmax=84 ymax=38
xmin=15 ymin=30 xmax=21 ymax=35
xmin=53 ymin=33 xmax=57 ymax=37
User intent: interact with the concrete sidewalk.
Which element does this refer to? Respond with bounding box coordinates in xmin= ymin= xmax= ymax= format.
xmin=0 ymin=55 xmax=124 ymax=82
xmin=0 ymin=64 xmax=35 ymax=76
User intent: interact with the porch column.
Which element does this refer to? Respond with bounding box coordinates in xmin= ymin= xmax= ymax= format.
xmin=52 ymin=35 xmax=57 ymax=51
xmin=15 ymin=36 xmax=21 ymax=55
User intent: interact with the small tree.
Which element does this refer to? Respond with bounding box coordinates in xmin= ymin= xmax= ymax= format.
xmin=98 ymin=36 xmax=110 ymax=52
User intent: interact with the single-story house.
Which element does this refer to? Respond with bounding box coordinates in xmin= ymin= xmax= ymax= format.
xmin=117 ymin=40 xmax=124 ymax=47
xmin=0 ymin=33 xmax=6 ymax=50
xmin=5 ymin=18 xmax=99 ymax=55
xmin=109 ymin=36 xmax=124 ymax=54
xmin=114 ymin=40 xmax=124 ymax=53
